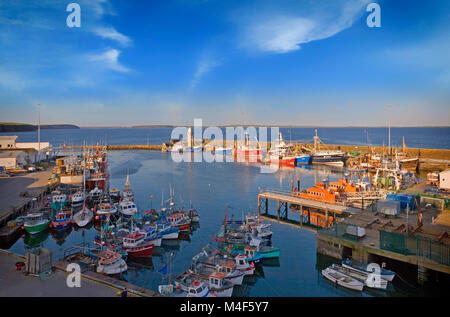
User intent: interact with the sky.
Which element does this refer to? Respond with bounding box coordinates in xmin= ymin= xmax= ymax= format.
xmin=0 ymin=0 xmax=449 ymax=127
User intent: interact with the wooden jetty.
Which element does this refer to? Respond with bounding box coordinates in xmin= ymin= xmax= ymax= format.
xmin=257 ymin=189 xmax=356 ymax=228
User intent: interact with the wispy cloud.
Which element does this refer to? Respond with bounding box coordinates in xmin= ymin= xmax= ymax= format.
xmin=87 ymin=48 xmax=131 ymax=73
xmin=237 ymin=0 xmax=369 ymax=54
xmin=191 ymin=56 xmax=222 ymax=88
xmin=92 ymin=27 xmax=132 ymax=46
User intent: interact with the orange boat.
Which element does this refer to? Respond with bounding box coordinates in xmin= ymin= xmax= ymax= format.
xmin=329 ymin=178 xmax=362 ymax=193
xmin=297 ymin=182 xmax=341 ymax=204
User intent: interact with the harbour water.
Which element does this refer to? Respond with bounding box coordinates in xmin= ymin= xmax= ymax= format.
xmin=5 ymin=149 xmax=443 ymax=297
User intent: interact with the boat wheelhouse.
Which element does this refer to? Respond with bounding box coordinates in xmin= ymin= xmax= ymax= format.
xmin=122 ymin=231 xmax=154 ymax=257
xmin=71 ymin=191 xmax=86 ymax=205
xmin=167 ymin=212 xmax=191 ymax=232
xmin=50 ymin=193 xmax=68 ymax=211
xmin=24 ymin=213 xmax=51 ymax=235
xmin=119 ymin=201 xmax=137 ymax=219
xmin=96 ymin=249 xmax=128 ymax=275
xmin=51 ymin=210 xmax=72 ymax=230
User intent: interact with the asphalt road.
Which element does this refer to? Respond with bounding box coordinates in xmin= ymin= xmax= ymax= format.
xmin=0 ymin=169 xmax=53 ymax=218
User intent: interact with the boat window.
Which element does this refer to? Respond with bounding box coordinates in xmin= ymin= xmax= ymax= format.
xmin=189 ymin=289 xmax=196 ymax=294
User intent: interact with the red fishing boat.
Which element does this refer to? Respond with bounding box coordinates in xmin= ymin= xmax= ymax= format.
xmin=168 ymin=212 xmax=191 ymax=232
xmin=122 ymin=232 xmax=154 ymax=257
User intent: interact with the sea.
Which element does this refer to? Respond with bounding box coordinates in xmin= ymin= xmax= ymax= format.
xmin=2 ymin=127 xmax=449 ymax=297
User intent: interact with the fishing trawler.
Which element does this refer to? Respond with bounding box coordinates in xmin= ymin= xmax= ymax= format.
xmin=235 ymin=131 xmax=263 ymax=158
xmin=122 ymin=231 xmax=154 ymax=257
xmin=395 ymin=137 xmax=419 ymax=171
xmin=310 ymin=130 xmax=346 ymax=166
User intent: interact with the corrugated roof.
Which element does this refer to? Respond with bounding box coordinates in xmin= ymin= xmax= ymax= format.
xmin=0 ymin=135 xmax=18 ymax=141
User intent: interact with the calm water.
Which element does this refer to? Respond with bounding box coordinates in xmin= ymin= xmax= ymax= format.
xmin=1 ymin=126 xmax=449 ymax=149
xmin=6 ymin=150 xmax=441 ymax=297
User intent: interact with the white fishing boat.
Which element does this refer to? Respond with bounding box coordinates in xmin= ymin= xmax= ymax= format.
xmin=96 ymin=248 xmax=128 ymax=275
xmin=174 ymin=272 xmax=226 ymax=297
xmin=119 ymin=200 xmax=137 ymax=219
xmin=73 ymin=205 xmax=94 ymax=227
xmin=321 ymin=267 xmax=364 ymax=291
xmin=342 ymin=258 xmax=395 ymax=282
xmin=191 ymin=252 xmax=245 ymax=286
xmin=331 ymin=264 xmax=388 ymax=290
xmin=88 ymin=187 xmax=103 ymax=201
xmin=71 ymin=191 xmax=86 ymax=205
xmin=121 ymin=172 xmax=134 ymax=201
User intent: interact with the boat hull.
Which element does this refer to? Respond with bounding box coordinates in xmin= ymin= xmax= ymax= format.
xmin=124 ymin=244 xmax=154 ymax=257
xmin=295 ymin=155 xmax=311 ymax=165
xmin=24 ymin=220 xmax=50 ymax=235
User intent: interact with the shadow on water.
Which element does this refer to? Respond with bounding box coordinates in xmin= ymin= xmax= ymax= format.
xmin=110 ymin=161 xmax=142 ymax=179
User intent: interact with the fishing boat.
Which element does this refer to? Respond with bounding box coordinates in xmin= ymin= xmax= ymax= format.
xmin=310 ymin=130 xmax=347 ymax=166
xmin=255 ymin=244 xmax=280 ymax=259
xmin=51 ymin=210 xmax=72 ymax=231
xmin=175 ymin=271 xmax=232 ymax=297
xmin=206 ymin=272 xmax=234 ymax=297
xmin=167 ymin=212 xmax=191 ymax=232
xmin=23 ymin=213 xmax=51 ymax=235
xmin=71 ymin=191 xmax=86 ymax=205
xmin=331 ymin=264 xmax=388 ymax=290
xmin=295 ymin=154 xmax=311 ymax=165
xmin=122 ymin=173 xmax=134 ymax=201
xmin=265 ymin=132 xmax=297 ymax=166
xmin=235 ymin=131 xmax=263 ymax=158
xmin=154 ymin=220 xmax=180 ymax=240
xmin=88 ymin=187 xmax=103 ymax=202
xmin=73 ymin=205 xmax=94 ymax=227
xmin=321 ymin=266 xmax=364 ymax=291
xmin=242 ymin=245 xmax=264 ymax=266
xmin=50 ymin=192 xmax=68 ymax=211
xmin=396 ymin=137 xmax=419 ymax=171
xmin=191 ymin=250 xmax=246 ymax=286
xmin=187 ymin=208 xmax=200 ymax=222
xmin=118 ymin=200 xmax=137 ymax=219
xmin=96 ymin=248 xmax=128 ymax=275
xmin=342 ymin=258 xmax=395 ymax=282
xmin=138 ymin=225 xmax=162 ymax=247
xmin=214 ymin=147 xmax=233 ymax=155
xmin=233 ymin=254 xmax=255 ymax=276
xmin=109 ymin=188 xmax=121 ymax=202
xmin=97 ymin=201 xmax=118 ymax=215
xmin=122 ymin=231 xmax=154 ymax=257
xmin=171 ymin=276 xmax=214 ymax=297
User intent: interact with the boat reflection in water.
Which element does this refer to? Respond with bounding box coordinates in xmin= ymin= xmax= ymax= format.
xmin=127 ymin=256 xmax=155 ymax=271
xmin=24 ymin=230 xmax=49 ymax=249
xmin=51 ymin=226 xmax=73 ymax=246
xmin=262 ymin=258 xmax=280 ymax=267
xmin=161 ymin=239 xmax=181 ymax=251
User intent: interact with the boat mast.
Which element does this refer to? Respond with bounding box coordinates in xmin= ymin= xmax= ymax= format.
xmin=387 ymin=104 xmax=391 ymax=157
xmin=37 ymin=104 xmax=41 ymax=163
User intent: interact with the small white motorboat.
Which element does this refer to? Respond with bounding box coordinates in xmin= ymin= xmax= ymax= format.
xmin=321 ymin=267 xmax=364 ymax=291
xmin=331 ymin=264 xmax=388 ymax=290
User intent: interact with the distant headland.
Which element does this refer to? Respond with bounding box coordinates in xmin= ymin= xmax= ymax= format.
xmin=0 ymin=123 xmax=80 ymax=132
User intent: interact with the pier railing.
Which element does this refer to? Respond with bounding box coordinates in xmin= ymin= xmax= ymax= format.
xmin=380 ymin=230 xmax=450 ymax=266
xmin=317 ymin=222 xmax=360 ymax=241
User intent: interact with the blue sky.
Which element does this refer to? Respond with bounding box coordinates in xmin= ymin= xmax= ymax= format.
xmin=0 ymin=0 xmax=449 ymax=126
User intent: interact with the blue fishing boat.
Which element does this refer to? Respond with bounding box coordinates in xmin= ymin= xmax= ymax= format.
xmin=295 ymin=154 xmax=311 ymax=165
